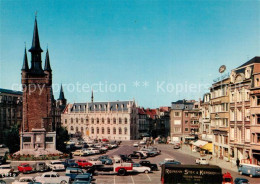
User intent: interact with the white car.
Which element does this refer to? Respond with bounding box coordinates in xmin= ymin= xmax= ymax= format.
xmin=100 ymin=146 xmax=108 ymax=151
xmin=47 ymin=161 xmax=65 ymax=171
xmin=133 ymin=142 xmax=139 ymax=147
xmin=88 ymin=148 xmax=100 ymax=154
xmin=72 ymin=150 xmax=88 ymax=156
xmin=111 ymin=155 xmax=121 ymax=163
xmin=132 ymin=163 xmax=151 ymax=173
xmin=195 ymin=158 xmax=209 ymax=165
xmin=81 ymin=149 xmax=93 ymax=155
xmin=12 ymin=177 xmax=35 ymax=184
xmin=0 ymin=164 xmax=13 ymax=176
xmin=35 ymin=172 xmax=70 ymax=184
xmin=111 ymin=144 xmax=118 ymax=148
xmin=88 ymin=158 xmax=102 ymax=165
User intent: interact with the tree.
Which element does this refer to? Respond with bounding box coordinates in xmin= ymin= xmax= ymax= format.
xmin=56 ymin=126 xmax=69 ymax=153
xmin=3 ymin=125 xmax=20 ymax=153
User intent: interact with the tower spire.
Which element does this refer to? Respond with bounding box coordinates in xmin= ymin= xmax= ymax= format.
xmin=58 ymin=84 xmax=65 ymax=100
xmin=22 ymin=47 xmax=29 ymax=71
xmin=29 ymin=16 xmax=43 ymax=53
xmin=91 ymin=89 xmax=94 ymax=103
xmin=44 ymin=48 xmax=52 ymax=71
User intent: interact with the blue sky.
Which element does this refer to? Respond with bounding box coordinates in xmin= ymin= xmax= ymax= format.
xmin=0 ymin=0 xmax=259 ymax=108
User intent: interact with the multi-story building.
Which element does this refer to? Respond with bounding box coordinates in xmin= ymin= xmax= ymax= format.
xmin=200 ymin=93 xmax=212 ymax=142
xmin=170 ymin=100 xmax=201 ymax=141
xmin=229 ymin=57 xmax=260 ymax=164
xmin=62 ymin=100 xmax=138 ymax=140
xmin=210 ymin=77 xmax=230 ymax=161
xmin=157 ymin=107 xmax=171 ymax=138
xmin=0 ymin=88 xmax=23 ymax=144
xmin=250 ymin=57 xmax=260 ymax=165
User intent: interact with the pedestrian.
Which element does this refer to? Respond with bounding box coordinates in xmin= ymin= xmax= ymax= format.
xmin=236 ymin=158 xmax=240 ymax=168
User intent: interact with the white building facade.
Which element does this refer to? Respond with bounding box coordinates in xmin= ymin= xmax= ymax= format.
xmin=61 ymin=101 xmax=138 ymax=140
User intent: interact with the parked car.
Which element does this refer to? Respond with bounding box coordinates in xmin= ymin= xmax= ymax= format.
xmin=159 ymin=158 xmax=181 ymax=166
xmin=18 ymin=163 xmax=33 ymax=174
xmin=76 ymin=159 xmax=93 ymax=168
xmin=63 ymin=159 xmax=79 ymax=168
xmin=128 ymin=152 xmax=146 ymax=159
xmin=12 ymin=177 xmax=35 ymax=184
xmin=102 ymin=138 xmax=109 ymax=142
xmin=47 ymin=161 xmax=65 ymax=171
xmin=139 ymin=161 xmax=158 ymax=171
xmin=65 ymin=167 xmax=88 ymax=180
xmin=222 ymin=172 xmax=234 ymax=184
xmin=35 ymin=172 xmax=70 ymax=184
xmin=72 ymin=174 xmax=94 ymax=184
xmin=195 ymin=157 xmax=209 ymax=165
xmin=132 ymin=163 xmax=151 ymax=173
xmin=88 ymin=158 xmax=102 ymax=166
xmin=0 ymin=164 xmax=15 ymax=177
xmin=238 ymin=163 xmax=260 ymax=177
xmin=88 ymin=148 xmax=100 ymax=154
xmin=234 ymin=178 xmax=249 ymax=184
xmin=98 ymin=155 xmax=113 ymax=165
xmin=72 ymin=150 xmax=88 ymax=157
xmin=111 ymin=155 xmax=121 ymax=163
xmin=133 ymin=142 xmax=139 ymax=147
xmin=140 ymin=149 xmax=158 ymax=157
xmin=135 ymin=151 xmax=148 ymax=158
xmin=81 ymin=149 xmax=94 ymax=155
xmin=120 ymin=155 xmax=133 ymax=163
xmin=34 ymin=162 xmax=49 ymax=172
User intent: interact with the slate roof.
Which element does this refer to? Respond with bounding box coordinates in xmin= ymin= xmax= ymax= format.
xmin=236 ymin=56 xmax=260 ymax=69
xmin=0 ymin=88 xmax=23 ymax=95
xmin=70 ymin=101 xmax=134 ymax=112
xmin=171 ymin=100 xmax=194 ymax=110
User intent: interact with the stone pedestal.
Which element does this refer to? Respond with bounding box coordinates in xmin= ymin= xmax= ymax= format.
xmin=16 ymin=128 xmax=61 ymax=156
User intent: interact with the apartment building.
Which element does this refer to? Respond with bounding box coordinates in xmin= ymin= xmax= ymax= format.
xmin=210 ymin=77 xmax=230 ymax=161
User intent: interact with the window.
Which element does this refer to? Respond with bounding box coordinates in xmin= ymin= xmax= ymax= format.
xmin=257 ymin=134 xmax=260 ymax=143
xmin=76 ymin=118 xmax=78 ymax=123
xmin=102 ymin=127 xmax=104 ymax=134
xmin=185 ymin=112 xmax=188 ymax=117
xmin=107 ymin=128 xmax=110 ymax=134
xmin=257 ymin=96 xmax=260 ymax=106
xmin=81 ymin=118 xmax=83 ymax=123
xmin=65 ymin=119 xmax=67 ymax=124
xmin=70 ymin=126 xmax=74 ymax=131
xmin=175 ymin=112 xmax=180 ymax=117
xmin=245 ymin=129 xmax=250 ymax=142
xmin=113 ymin=118 xmax=116 ymax=124
xmin=91 ymin=118 xmax=94 ymax=124
xmin=185 ymin=128 xmax=188 ymax=132
xmin=71 ymin=118 xmax=73 ymax=123
xmin=97 ymin=118 xmax=99 ymax=124
xmin=119 ymin=118 xmax=122 ymax=124
xmin=124 ymin=128 xmax=127 ymax=135
xmin=174 ymin=120 xmax=181 ymax=125
xmin=125 ymin=118 xmax=127 ymax=124
xmin=257 ymin=115 xmax=260 ymax=124
xmin=174 ymin=127 xmax=181 ymax=133
xmin=86 ymin=118 xmax=89 ymax=123
xmin=81 ymin=127 xmax=83 ymax=132
xmin=185 ymin=121 xmax=188 ymax=124
xmin=113 ymin=128 xmax=116 ymax=134
xmin=107 ymin=118 xmax=110 ymax=124
xmin=224 ymin=136 xmax=228 ymax=144
xmin=119 ymin=128 xmax=122 ymax=134
xmin=97 ymin=127 xmax=99 ymax=134
xmin=102 ymin=118 xmax=104 ymax=123
xmin=195 ymin=105 xmax=198 ymax=109
xmin=91 ymin=127 xmax=94 ymax=134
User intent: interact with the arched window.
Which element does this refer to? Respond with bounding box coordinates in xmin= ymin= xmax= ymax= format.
xmin=113 ymin=118 xmax=116 ymax=124
xmin=125 ymin=118 xmax=127 ymax=124
xmin=124 ymin=128 xmax=127 ymax=135
xmin=76 ymin=118 xmax=78 ymax=123
xmin=97 ymin=118 xmax=99 ymax=124
xmin=113 ymin=127 xmax=116 ymax=134
xmin=91 ymin=118 xmax=94 ymax=124
xmin=119 ymin=118 xmax=122 ymax=124
xmin=76 ymin=127 xmax=79 ymax=132
xmin=102 ymin=118 xmax=104 ymax=123
xmin=86 ymin=117 xmax=89 ymax=123
xmin=71 ymin=118 xmax=73 ymax=123
xmin=81 ymin=118 xmax=83 ymax=123
xmin=107 ymin=118 xmax=110 ymax=124
xmin=70 ymin=126 xmax=74 ymax=131
xmin=107 ymin=127 xmax=110 ymax=134
xmin=102 ymin=127 xmax=104 ymax=134
xmin=91 ymin=127 xmax=94 ymax=134
xmin=81 ymin=127 xmax=84 ymax=132
xmin=119 ymin=128 xmax=122 ymax=134
xmin=97 ymin=127 xmax=99 ymax=134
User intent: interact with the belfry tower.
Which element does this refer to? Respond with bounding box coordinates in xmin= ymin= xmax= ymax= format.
xmin=19 ymin=16 xmax=59 ymax=155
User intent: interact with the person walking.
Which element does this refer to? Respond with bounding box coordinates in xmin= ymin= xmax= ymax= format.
xmin=236 ymin=158 xmax=240 ymax=168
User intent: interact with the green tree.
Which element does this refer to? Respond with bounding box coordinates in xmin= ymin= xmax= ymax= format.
xmin=56 ymin=126 xmax=69 ymax=153
xmin=3 ymin=125 xmax=20 ymax=153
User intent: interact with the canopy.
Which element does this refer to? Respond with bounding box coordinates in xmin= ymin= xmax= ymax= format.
xmin=192 ymin=140 xmax=208 ymax=147
xmin=201 ymin=143 xmax=213 ymax=152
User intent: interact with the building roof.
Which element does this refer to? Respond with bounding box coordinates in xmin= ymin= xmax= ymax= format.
xmin=145 ymin=109 xmax=157 ymax=119
xmin=44 ymin=49 xmax=52 ymax=71
xmin=236 ymin=56 xmax=260 ymax=69
xmin=171 ymin=100 xmax=194 ymax=110
xmin=0 ymin=88 xmax=23 ymax=95
xmin=28 ymin=17 xmax=43 ymax=53
xmin=70 ymin=101 xmax=134 ymax=113
xmin=22 ymin=47 xmax=29 ymax=71
xmin=58 ymin=84 xmax=65 ymax=100
xmin=159 ymin=106 xmax=170 ymax=112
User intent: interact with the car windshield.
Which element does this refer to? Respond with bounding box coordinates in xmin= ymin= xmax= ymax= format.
xmin=133 ymin=163 xmax=140 ymax=167
xmin=224 ymin=178 xmax=231 ymax=182
xmin=53 ymin=162 xmax=62 ymax=164
xmin=23 ymin=164 xmax=30 ymax=167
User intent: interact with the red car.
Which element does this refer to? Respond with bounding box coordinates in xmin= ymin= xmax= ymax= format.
xmin=102 ymin=138 xmax=109 ymax=142
xmin=76 ymin=159 xmax=93 ymax=168
xmin=18 ymin=163 xmax=33 ymax=173
xmin=222 ymin=172 xmax=234 ymax=184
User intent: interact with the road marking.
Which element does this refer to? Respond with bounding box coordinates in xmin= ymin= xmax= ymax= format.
xmin=131 ymin=175 xmax=135 ymax=184
xmin=146 ymin=174 xmax=152 ymax=181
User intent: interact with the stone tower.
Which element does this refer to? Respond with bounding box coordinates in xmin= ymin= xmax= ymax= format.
xmin=19 ymin=17 xmax=59 ymax=155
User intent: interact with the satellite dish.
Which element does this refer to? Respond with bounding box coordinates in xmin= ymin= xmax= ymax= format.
xmin=219 ymin=65 xmax=226 ymax=73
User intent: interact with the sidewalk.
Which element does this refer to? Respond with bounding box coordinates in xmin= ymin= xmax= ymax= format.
xmin=178 ymin=144 xmax=238 ymax=173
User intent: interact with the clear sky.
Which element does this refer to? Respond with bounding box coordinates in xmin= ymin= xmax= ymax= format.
xmin=0 ymin=0 xmax=259 ymax=108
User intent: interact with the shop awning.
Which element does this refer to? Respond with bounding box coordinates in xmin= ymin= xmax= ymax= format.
xmin=201 ymin=143 xmax=213 ymax=152
xmin=192 ymin=140 xmax=208 ymax=147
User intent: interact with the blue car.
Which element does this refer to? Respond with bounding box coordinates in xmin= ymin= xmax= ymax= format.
xmin=238 ymin=163 xmax=260 ymax=177
xmin=66 ymin=167 xmax=92 ymax=180
xmin=234 ymin=178 xmax=249 ymax=184
xmin=159 ymin=159 xmax=181 ymax=167
xmin=98 ymin=155 xmax=113 ymax=165
xmin=63 ymin=159 xmax=79 ymax=168
xmin=72 ymin=174 xmax=94 ymax=184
